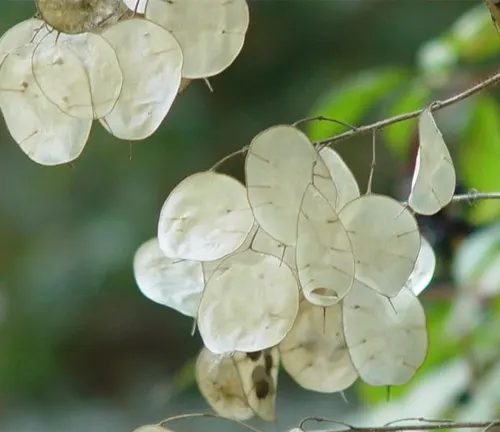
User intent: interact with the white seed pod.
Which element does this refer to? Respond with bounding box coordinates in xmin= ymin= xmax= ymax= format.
xmin=202 ymin=224 xmax=297 ymax=285
xmin=343 ymin=282 xmax=428 ymax=386
xmin=279 ymin=300 xmax=358 ymax=393
xmin=339 ymin=194 xmax=421 ymax=297
xmin=245 ymin=125 xmax=337 ymax=246
xmin=145 ymin=0 xmax=249 ymax=79
xmin=158 ymin=171 xmax=254 ymax=261
xmin=296 ymin=185 xmax=355 ymax=306
xmin=99 ymin=18 xmax=183 ymax=140
xmin=197 ymin=250 xmax=299 ymax=354
xmin=405 ymin=236 xmax=436 ymax=296
xmin=0 ymin=19 xmax=49 ymax=66
xmin=319 ymin=147 xmax=360 ymax=211
xmin=57 ymin=32 xmax=123 ymax=119
xmin=0 ymin=46 xmax=92 ymax=165
xmin=35 ymin=0 xmax=129 ymax=34
xmin=252 ymin=227 xmax=297 ymax=273
xmin=133 ymin=426 xmax=175 ymax=432
xmin=201 ymin=223 xmax=258 ymax=284
xmin=133 ymin=237 xmax=204 ymax=317
xmin=408 ymin=107 xmax=456 ymax=215
xmin=196 ymin=347 xmax=254 ymax=421
xmin=233 ymin=348 xmax=280 ymax=421
xmin=123 ymin=0 xmax=148 ymax=13
xmin=32 ymin=36 xmax=94 ymax=119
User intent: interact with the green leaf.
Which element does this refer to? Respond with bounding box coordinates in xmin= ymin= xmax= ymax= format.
xmin=307 ymin=68 xmax=410 ymax=141
xmin=382 ymin=82 xmax=432 ymax=159
xmin=356 ymin=301 xmax=460 ymax=405
xmin=461 ymin=95 xmax=500 ymax=224
xmin=447 ymin=4 xmax=500 ymax=63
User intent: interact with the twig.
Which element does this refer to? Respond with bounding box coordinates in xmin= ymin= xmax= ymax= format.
xmin=383 ymin=418 xmax=455 ymax=427
xmin=315 ymin=69 xmax=500 ymax=148
xmin=159 ymin=413 xmax=262 ymax=432
xmin=299 ymin=417 xmax=500 ymax=432
xmin=293 ymin=115 xmax=358 ymax=131
xmin=366 ymin=130 xmax=377 ymax=194
xmin=210 ymin=145 xmax=249 ymax=171
xmin=451 ymin=191 xmax=500 ymax=203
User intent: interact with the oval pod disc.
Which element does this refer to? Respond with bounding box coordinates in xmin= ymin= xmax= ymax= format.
xmin=339 ymin=194 xmax=421 ymax=297
xmin=197 ymin=250 xmax=299 ymax=354
xmin=201 ymin=224 xmax=297 ymax=284
xmin=0 ymin=19 xmax=49 ymax=65
xmin=408 ymin=107 xmax=456 ymax=215
xmin=296 ymin=185 xmax=355 ymax=306
xmin=133 ymin=237 xmax=204 ymax=317
xmin=35 ymin=0 xmax=128 ymax=34
xmin=99 ymin=18 xmax=183 ymax=140
xmin=279 ymin=300 xmax=358 ymax=393
xmin=0 ymin=45 xmax=91 ymax=165
xmin=58 ymin=32 xmax=123 ymax=119
xmin=32 ymin=35 xmax=94 ymax=119
xmin=196 ymin=347 xmax=254 ymax=421
xmin=158 ymin=171 xmax=254 ymax=261
xmin=245 ymin=125 xmax=337 ymax=247
xmin=343 ymin=282 xmax=428 ymax=386
xmin=233 ymin=348 xmax=280 ymax=421
xmin=319 ymin=147 xmax=360 ymax=211
xmin=145 ymin=0 xmax=249 ymax=79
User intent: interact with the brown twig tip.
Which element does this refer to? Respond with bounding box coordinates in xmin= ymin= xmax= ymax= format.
xmin=315 ymin=69 xmax=500 ymax=148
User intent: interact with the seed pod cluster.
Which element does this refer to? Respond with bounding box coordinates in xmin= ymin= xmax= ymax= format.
xmin=0 ymin=0 xmax=250 ymax=165
xmin=133 ymin=107 xmax=454 ymax=421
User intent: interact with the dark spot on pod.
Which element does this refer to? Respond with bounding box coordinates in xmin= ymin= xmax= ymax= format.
xmin=246 ymin=351 xmax=262 ymax=361
xmin=254 ymin=379 xmax=270 ymax=400
xmin=264 ymin=352 xmax=273 ymax=374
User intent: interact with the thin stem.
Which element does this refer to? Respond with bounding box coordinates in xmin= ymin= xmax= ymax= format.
xmin=204 ymin=78 xmax=214 ymax=93
xmin=452 ymin=191 xmax=500 ymax=203
xmin=366 ymin=130 xmax=377 ymax=194
xmin=316 ymin=69 xmax=500 ymax=148
xmin=300 ymin=418 xmax=500 ymax=432
xmin=210 ymin=145 xmax=249 ymax=171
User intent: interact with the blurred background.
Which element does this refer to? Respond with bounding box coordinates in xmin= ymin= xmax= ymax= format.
xmin=1 ymin=1 xmax=500 ymax=431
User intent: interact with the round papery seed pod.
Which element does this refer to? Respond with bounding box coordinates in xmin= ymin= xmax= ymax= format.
xmin=197 ymin=249 xmax=299 ymax=354
xmin=279 ymin=300 xmax=358 ymax=393
xmin=195 ymin=347 xmax=254 ymax=421
xmin=245 ymin=124 xmax=337 ymax=247
xmin=158 ymin=171 xmax=254 ymax=262
xmin=98 ymin=18 xmax=183 ymax=140
xmin=408 ymin=107 xmax=456 ymax=216
xmin=296 ymin=184 xmax=355 ymax=306
xmin=339 ymin=194 xmax=421 ymax=297
xmin=145 ymin=0 xmax=250 ymax=79
xmin=0 ymin=45 xmax=92 ymax=165
xmin=343 ymin=282 xmax=428 ymax=386
xmin=133 ymin=237 xmax=204 ymax=317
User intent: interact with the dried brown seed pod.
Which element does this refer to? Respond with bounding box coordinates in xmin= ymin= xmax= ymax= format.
xmin=34 ymin=0 xmax=130 ymax=34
